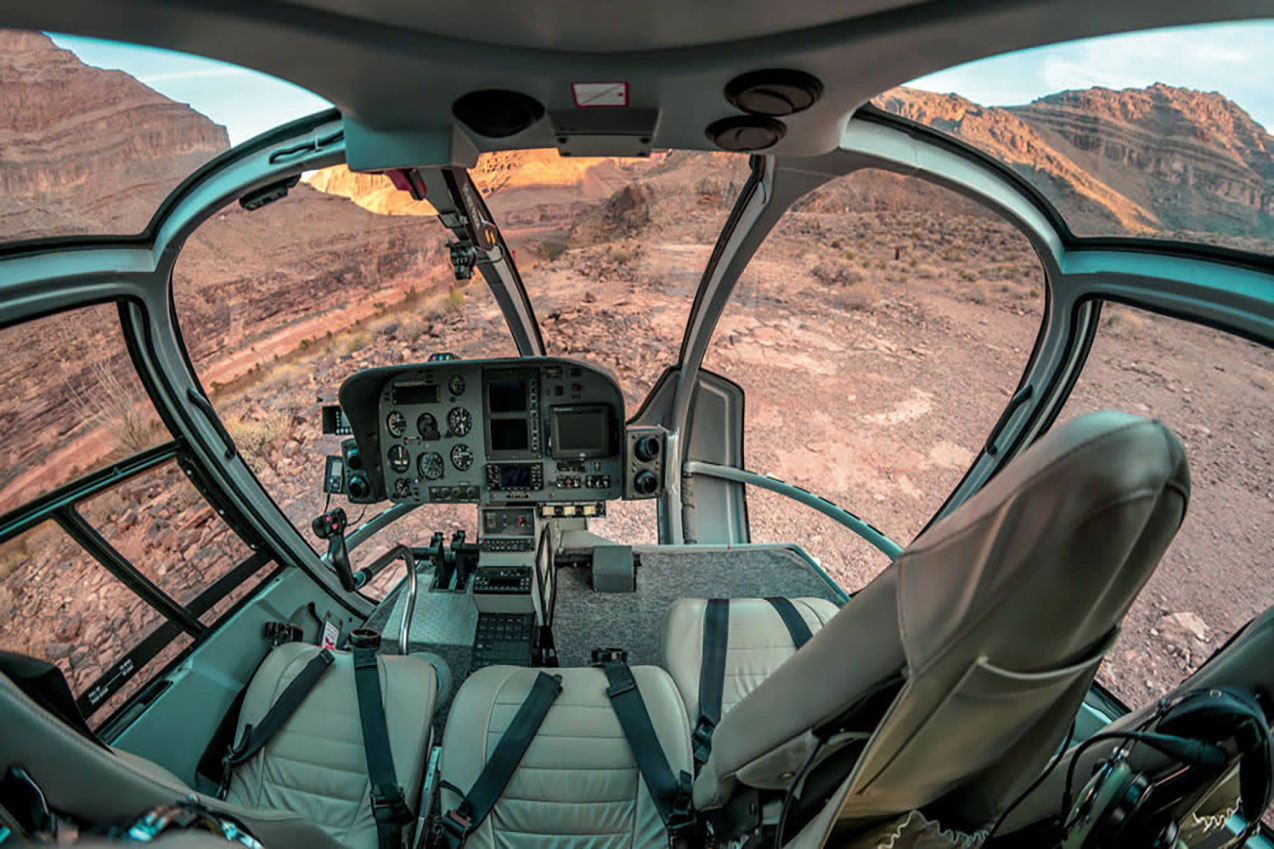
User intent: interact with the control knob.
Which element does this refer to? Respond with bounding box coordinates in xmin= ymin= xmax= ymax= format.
xmin=634 ymin=435 xmax=661 ymax=463
xmin=633 ymin=470 xmax=659 ymax=496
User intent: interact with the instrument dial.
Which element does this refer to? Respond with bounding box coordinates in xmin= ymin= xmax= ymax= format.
xmin=418 ymin=451 xmax=445 ymax=481
xmin=447 ymin=406 xmax=472 ymax=437
xmin=387 ymin=445 xmax=410 ymax=474
xmin=385 ymin=410 xmax=406 ymax=438
xmin=450 ymin=444 xmax=474 ymax=471
xmin=392 ymin=477 xmax=412 ymax=498
xmin=416 ymin=412 xmax=440 ymax=440
xmin=448 ymin=374 xmax=466 ymax=397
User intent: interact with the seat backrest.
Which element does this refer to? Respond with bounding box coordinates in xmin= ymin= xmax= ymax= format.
xmin=694 ymin=411 xmax=1190 ymax=835
xmin=224 ymin=643 xmax=437 ymax=849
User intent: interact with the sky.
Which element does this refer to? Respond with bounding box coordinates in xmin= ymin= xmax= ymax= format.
xmin=50 ymin=19 xmax=1274 ymax=145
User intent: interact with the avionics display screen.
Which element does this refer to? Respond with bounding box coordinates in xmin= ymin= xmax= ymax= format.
xmin=498 ymin=464 xmax=533 ymax=490
xmin=488 ymin=380 xmax=528 ymax=413
xmin=490 ymin=419 xmax=529 ymax=451
xmin=551 ymin=406 xmax=610 ymax=457
xmin=482 ymin=507 xmax=534 ymax=536
xmin=393 ymin=382 xmax=440 ymax=406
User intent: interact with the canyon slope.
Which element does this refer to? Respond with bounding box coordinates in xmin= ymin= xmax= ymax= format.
xmin=873 ymin=84 xmax=1274 ymax=248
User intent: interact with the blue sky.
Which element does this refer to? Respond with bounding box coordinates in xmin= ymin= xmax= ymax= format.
xmin=52 ymin=19 xmax=1274 ymax=145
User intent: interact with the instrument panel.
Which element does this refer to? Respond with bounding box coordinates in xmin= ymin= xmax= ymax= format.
xmin=338 ymin=358 xmax=627 ymax=505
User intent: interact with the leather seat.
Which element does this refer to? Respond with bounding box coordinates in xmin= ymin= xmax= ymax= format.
xmin=0 ymin=643 xmax=437 ymax=849
xmin=692 ymin=411 xmax=1190 ymax=844
xmin=660 ymin=597 xmax=839 ymax=722
xmin=438 ymin=665 xmax=692 ymax=849
xmin=223 ymin=643 xmax=438 ymax=849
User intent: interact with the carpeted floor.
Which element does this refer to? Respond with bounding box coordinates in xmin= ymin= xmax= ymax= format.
xmin=550 ymin=545 xmax=845 ymax=668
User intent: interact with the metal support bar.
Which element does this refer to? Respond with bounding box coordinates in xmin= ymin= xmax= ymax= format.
xmin=54 ymin=507 xmax=208 ymax=637
xmin=684 ymin=461 xmax=903 ymax=560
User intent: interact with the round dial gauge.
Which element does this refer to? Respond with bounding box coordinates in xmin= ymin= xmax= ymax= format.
xmin=385 ymin=410 xmax=407 ymax=438
xmin=448 ymin=374 xmax=466 ymax=397
xmin=450 ymin=444 xmax=474 ymax=471
xmin=416 ymin=412 xmax=439 ymax=440
xmin=387 ymin=444 xmax=410 ymax=474
xmin=447 ymin=406 xmax=472 ymax=437
xmin=418 ymin=451 xmax=445 ymax=481
xmin=392 ymin=477 xmax=412 ymax=499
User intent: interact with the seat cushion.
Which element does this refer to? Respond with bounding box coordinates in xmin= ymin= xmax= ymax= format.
xmin=660 ymin=597 xmax=839 ymax=722
xmin=224 ymin=643 xmax=437 ymax=849
xmin=439 ymin=665 xmax=692 ymax=849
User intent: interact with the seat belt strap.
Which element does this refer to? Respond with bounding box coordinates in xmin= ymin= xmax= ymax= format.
xmin=765 ymin=597 xmax=814 ymax=649
xmin=692 ymin=599 xmax=729 ymax=766
xmin=221 ymin=649 xmax=334 ymax=796
xmin=439 ymin=672 xmax=562 ymax=849
xmin=352 ymin=647 xmax=413 ymax=849
xmin=603 ymin=663 xmax=694 ymax=837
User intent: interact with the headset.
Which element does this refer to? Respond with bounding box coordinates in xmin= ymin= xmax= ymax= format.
xmin=1062 ymin=687 xmax=1273 ymax=849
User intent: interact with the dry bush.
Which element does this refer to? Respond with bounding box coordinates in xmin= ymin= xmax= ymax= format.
xmin=224 ymin=410 xmax=290 ymax=473
xmin=811 ymin=258 xmax=866 ymax=287
xmin=839 ymin=282 xmax=880 ymax=312
xmin=1104 ymin=309 xmax=1148 ymax=339
xmin=399 ymin=316 xmax=432 ymax=343
xmin=443 ymin=287 xmax=466 ymax=315
xmin=62 ymin=356 xmax=162 ymax=457
xmin=962 ymin=281 xmax=991 ymax=305
xmin=344 ymin=332 xmax=370 ymax=355
xmin=264 ymin=363 xmax=307 ymax=389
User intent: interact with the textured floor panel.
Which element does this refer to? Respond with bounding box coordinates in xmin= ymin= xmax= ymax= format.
xmin=551 ymin=546 xmax=845 ymax=668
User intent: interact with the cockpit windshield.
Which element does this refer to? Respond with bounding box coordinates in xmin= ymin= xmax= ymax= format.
xmin=874 ymin=20 xmax=1274 ymax=256
xmin=0 ymin=30 xmax=329 ymax=244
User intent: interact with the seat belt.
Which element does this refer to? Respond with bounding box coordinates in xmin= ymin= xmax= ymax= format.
xmin=691 ymin=598 xmax=728 ymax=766
xmin=351 ymin=638 xmax=414 ymax=849
xmin=219 ymin=648 xmax=334 ymax=797
xmin=765 ymin=597 xmax=814 ymax=648
xmin=438 ymin=672 xmax=563 ymax=848
xmin=602 ymin=662 xmax=695 ymax=841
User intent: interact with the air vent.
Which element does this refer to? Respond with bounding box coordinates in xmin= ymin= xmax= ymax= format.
xmin=452 ymin=89 xmax=545 ymax=138
xmin=725 ymin=69 xmax=823 ymax=116
xmin=705 ymin=116 xmax=786 ymax=152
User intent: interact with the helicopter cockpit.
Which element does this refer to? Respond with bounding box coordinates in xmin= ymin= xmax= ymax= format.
xmin=1 ymin=5 xmax=1273 ymax=849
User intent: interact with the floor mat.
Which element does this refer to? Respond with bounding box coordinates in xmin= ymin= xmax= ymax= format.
xmin=551 ymin=545 xmax=845 ymax=668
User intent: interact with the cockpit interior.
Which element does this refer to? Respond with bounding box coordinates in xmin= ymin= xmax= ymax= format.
xmin=1 ymin=3 xmax=1273 ymax=849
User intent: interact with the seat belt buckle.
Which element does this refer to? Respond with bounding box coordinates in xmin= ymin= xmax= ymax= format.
xmin=691 ymin=718 xmax=716 ymax=764
xmin=666 ymin=770 xmax=698 ymax=847
xmin=438 ymin=808 xmax=472 ymax=846
xmin=371 ymin=785 xmax=412 ymax=824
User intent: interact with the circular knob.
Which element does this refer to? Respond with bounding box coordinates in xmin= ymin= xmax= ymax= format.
xmin=633 ymin=470 xmax=659 ymax=495
xmin=347 ymin=472 xmax=371 ymax=500
xmin=634 ymin=436 xmax=661 ymax=463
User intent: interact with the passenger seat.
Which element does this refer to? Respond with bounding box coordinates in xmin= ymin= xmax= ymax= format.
xmin=660 ymin=597 xmax=838 ymax=763
xmin=438 ymin=665 xmax=692 ymax=848
xmin=222 ymin=642 xmax=438 ymax=849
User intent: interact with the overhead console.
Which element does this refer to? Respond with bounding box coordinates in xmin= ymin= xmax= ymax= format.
xmin=338 ymin=357 xmax=657 ymax=506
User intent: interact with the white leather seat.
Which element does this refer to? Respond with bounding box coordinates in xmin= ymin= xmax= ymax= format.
xmin=224 ymin=643 xmax=438 ymax=849
xmin=0 ymin=642 xmax=437 ymax=849
xmin=660 ymin=597 xmax=839 ymax=723
xmin=438 ymin=665 xmax=692 ymax=849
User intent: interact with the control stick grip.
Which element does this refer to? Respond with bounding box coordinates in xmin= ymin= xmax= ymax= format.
xmin=313 ymin=508 xmax=357 ymax=592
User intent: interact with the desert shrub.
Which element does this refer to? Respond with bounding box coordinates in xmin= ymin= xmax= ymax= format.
xmin=962 ymin=281 xmax=991 ymax=305
xmin=1104 ymin=309 xmax=1147 ymax=339
xmin=224 ymin=410 xmax=289 ymax=473
xmin=812 ymin=258 xmax=866 ymax=287
xmin=344 ymin=333 xmax=370 ymax=355
xmin=444 ymin=287 xmax=466 ymax=314
xmin=839 ymin=282 xmax=880 ymax=312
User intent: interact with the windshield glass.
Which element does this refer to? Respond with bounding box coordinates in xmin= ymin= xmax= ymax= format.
xmin=874 ymin=21 xmax=1274 ymax=255
xmin=0 ymin=29 xmax=329 ymax=243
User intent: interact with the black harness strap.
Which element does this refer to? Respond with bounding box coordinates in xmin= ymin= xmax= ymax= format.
xmin=440 ymin=672 xmax=563 ymax=848
xmin=765 ymin=597 xmax=815 ymax=649
xmin=221 ymin=648 xmax=334 ymax=796
xmin=603 ymin=662 xmax=694 ymax=837
xmin=692 ymin=599 xmax=729 ymax=766
xmin=352 ymin=647 xmax=414 ymax=849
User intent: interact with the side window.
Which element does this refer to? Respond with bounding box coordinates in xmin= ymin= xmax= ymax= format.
xmin=172 ymin=176 xmax=520 ymax=576
xmin=0 ymin=305 xmax=267 ymax=724
xmin=702 ymin=169 xmax=1045 ymax=587
xmin=1056 ymin=305 xmax=1274 ymax=706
